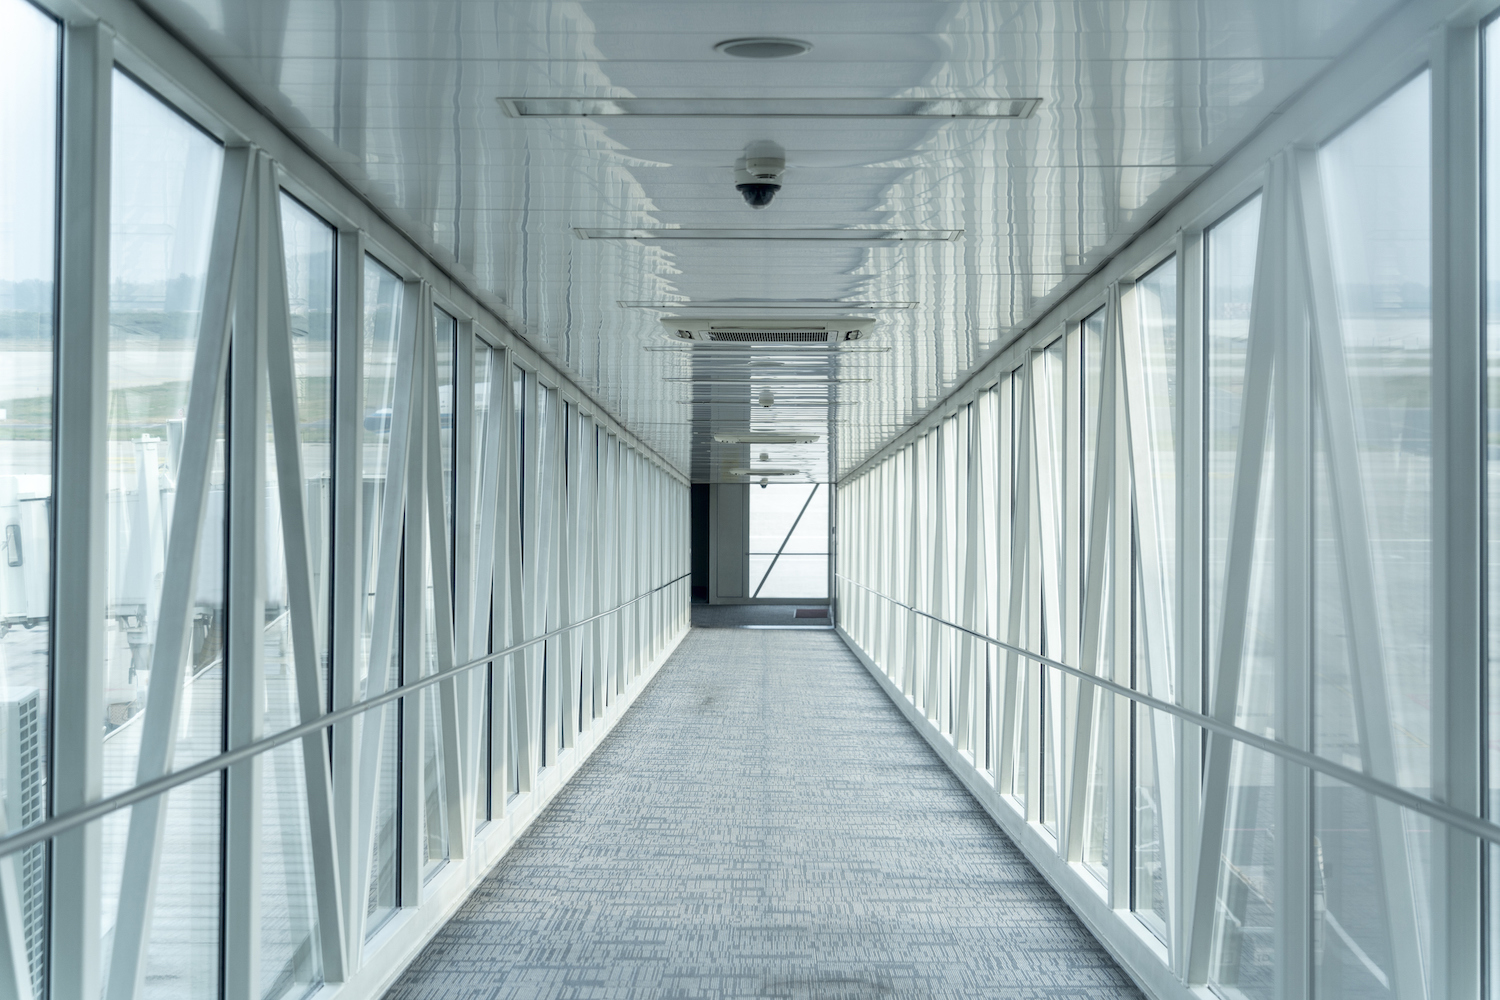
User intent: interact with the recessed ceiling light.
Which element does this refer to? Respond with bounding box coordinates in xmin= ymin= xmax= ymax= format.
xmin=714 ymin=37 xmax=812 ymax=59
xmin=499 ymin=98 xmax=1039 ymax=119
xmin=578 ymin=228 xmax=959 ymax=242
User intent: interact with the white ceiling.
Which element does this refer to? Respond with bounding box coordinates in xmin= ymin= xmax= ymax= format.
xmin=139 ymin=0 xmax=1400 ymax=481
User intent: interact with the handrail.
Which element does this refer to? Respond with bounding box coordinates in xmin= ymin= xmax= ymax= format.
xmin=835 ymin=573 xmax=1500 ymax=846
xmin=0 ymin=573 xmax=691 ymax=858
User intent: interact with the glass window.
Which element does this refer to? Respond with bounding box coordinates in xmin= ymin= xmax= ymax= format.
xmin=1203 ymin=195 xmax=1277 ymax=999
xmin=361 ymin=255 xmax=402 ymax=931
xmin=259 ymin=192 xmax=335 ymax=997
xmin=1313 ymin=71 xmax=1432 ymax=1000
xmin=1129 ymin=255 xmax=1177 ymax=940
xmin=471 ymin=342 xmax=494 ymax=825
xmin=749 ymin=483 xmax=829 ymax=599
xmin=102 ymin=70 xmax=225 ymax=998
xmin=1079 ymin=307 xmax=1110 ymax=882
xmin=421 ymin=308 xmax=456 ymax=873
xmin=0 ymin=1 xmax=57 ymax=992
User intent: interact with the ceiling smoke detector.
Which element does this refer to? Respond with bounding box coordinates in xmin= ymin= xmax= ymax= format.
xmin=714 ymin=37 xmax=812 ymax=59
xmin=661 ymin=316 xmax=875 ymax=346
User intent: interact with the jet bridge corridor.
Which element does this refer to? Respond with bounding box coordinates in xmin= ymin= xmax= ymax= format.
xmin=0 ymin=0 xmax=1497 ymax=998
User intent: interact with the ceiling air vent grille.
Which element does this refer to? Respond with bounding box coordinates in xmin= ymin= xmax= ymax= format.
xmin=705 ymin=330 xmax=829 ymax=344
xmin=661 ymin=317 xmax=875 ymax=346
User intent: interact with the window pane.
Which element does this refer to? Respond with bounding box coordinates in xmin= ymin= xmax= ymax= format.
xmin=277 ymin=193 xmax=335 ymax=710
xmin=1203 ymin=195 xmax=1277 ymax=998
xmin=471 ymin=342 xmax=494 ymax=825
xmin=361 ymin=255 xmax=403 ymax=930
xmin=421 ymin=309 xmax=456 ymax=873
xmin=1079 ymin=308 xmax=1110 ymax=883
xmin=1312 ymin=71 xmax=1432 ymax=1000
xmin=259 ymin=192 xmax=334 ymax=997
xmin=0 ymin=1 xmax=57 ymax=992
xmin=103 ymin=70 xmax=225 ymax=998
xmin=749 ymin=483 xmax=827 ymax=599
xmin=1129 ymin=256 xmax=1177 ymax=941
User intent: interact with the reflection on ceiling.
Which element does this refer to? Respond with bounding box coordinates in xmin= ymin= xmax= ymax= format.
xmin=144 ymin=0 xmax=1399 ymax=481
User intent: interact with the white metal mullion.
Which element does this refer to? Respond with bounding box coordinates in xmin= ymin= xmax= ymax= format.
xmin=106 ymin=145 xmax=254 ymax=1000
xmin=50 ymin=23 xmax=112 ymax=1000
xmin=329 ymin=229 xmax=366 ymax=953
xmin=934 ymin=428 xmax=951 ymax=729
xmin=1023 ymin=379 xmax=1045 ymax=821
xmin=542 ymin=391 xmax=561 ymax=738
xmin=1059 ymin=327 xmax=1084 ymax=850
xmin=1431 ymin=25 xmax=1483 ymax=1000
xmin=1185 ymin=162 xmax=1283 ymax=983
xmin=465 ymin=351 xmax=503 ymax=822
xmin=581 ymin=415 xmax=591 ymax=715
xmin=504 ymin=366 xmax=529 ymax=793
xmin=399 ymin=344 xmax=426 ymax=903
xmin=1066 ymin=311 xmax=1121 ymax=862
xmin=1119 ymin=275 xmax=1180 ymax=955
xmin=1033 ymin=353 xmax=1064 ymax=668
xmin=589 ymin=425 xmax=606 ymax=721
xmin=599 ymin=437 xmax=616 ymax=703
xmin=491 ymin=350 xmax=517 ymax=818
xmin=1297 ymin=145 xmax=1427 ymax=1000
xmin=1000 ymin=370 xmax=1033 ymax=801
xmin=1175 ymin=227 xmax=1206 ymax=974
xmin=452 ymin=326 xmax=476 ymax=799
xmin=976 ymin=392 xmax=998 ymax=771
xmin=957 ymin=408 xmax=981 ymax=757
xmin=1275 ymin=183 xmax=1314 ymax=1000
xmin=421 ymin=322 xmax=468 ymax=859
xmin=911 ymin=439 xmax=927 ymax=700
xmin=558 ymin=406 xmax=580 ymax=748
xmin=519 ymin=378 xmax=543 ymax=776
xmin=224 ymin=153 xmax=270 ymax=1000
xmin=1108 ymin=289 xmax=1134 ymax=909
xmin=351 ymin=277 xmax=420 ymax=938
xmin=263 ymin=165 xmax=348 ymax=981
xmin=1033 ymin=349 xmax=1066 ymax=828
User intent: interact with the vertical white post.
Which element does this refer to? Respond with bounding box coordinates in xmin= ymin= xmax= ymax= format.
xmin=224 ymin=153 xmax=270 ymax=1000
xmin=50 ymin=22 xmax=112 ymax=1000
xmin=329 ymin=230 xmax=365 ymax=957
xmin=1430 ymin=24 xmax=1482 ymax=1000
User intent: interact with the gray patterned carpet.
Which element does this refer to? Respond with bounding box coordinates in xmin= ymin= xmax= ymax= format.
xmin=385 ymin=629 xmax=1141 ymax=1000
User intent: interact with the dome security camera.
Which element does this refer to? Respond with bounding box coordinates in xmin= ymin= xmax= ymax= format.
xmin=760 ymin=479 xmax=769 ymax=488
xmin=735 ymin=147 xmax=786 ymax=210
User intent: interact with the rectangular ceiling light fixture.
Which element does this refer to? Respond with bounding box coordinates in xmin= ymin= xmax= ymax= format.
xmin=663 ymin=377 xmax=871 ymax=384
xmin=620 ymin=300 xmax=916 ymax=310
xmin=500 ymin=98 xmax=1041 ymax=119
xmin=578 ymin=228 xmax=959 ymax=242
xmin=712 ymin=432 xmax=821 ymax=444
